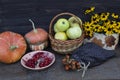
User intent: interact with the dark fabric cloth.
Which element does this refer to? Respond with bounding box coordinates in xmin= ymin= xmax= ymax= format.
xmin=71 ymin=42 xmax=115 ymax=68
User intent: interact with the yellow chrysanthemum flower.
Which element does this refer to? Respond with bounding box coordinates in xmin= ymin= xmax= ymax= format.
xmin=84 ymin=21 xmax=93 ymax=31
xmin=114 ymin=28 xmax=119 ymax=33
xmin=84 ymin=6 xmax=120 ymax=36
xmin=100 ymin=13 xmax=109 ymax=21
xmin=85 ymin=6 xmax=95 ymax=14
xmin=90 ymin=6 xmax=95 ymax=11
xmin=85 ymin=30 xmax=93 ymax=37
xmin=84 ymin=21 xmax=94 ymax=37
xmin=117 ymin=21 xmax=120 ymax=25
xmin=117 ymin=29 xmax=120 ymax=34
xmin=92 ymin=24 xmax=101 ymax=32
xmin=116 ymin=22 xmax=120 ymax=28
xmin=112 ymin=13 xmax=119 ymax=19
xmin=103 ymin=19 xmax=111 ymax=26
xmin=85 ymin=10 xmax=91 ymax=14
xmin=106 ymin=12 xmax=110 ymax=16
xmin=93 ymin=13 xmax=99 ymax=18
xmin=114 ymin=22 xmax=120 ymax=33
xmin=104 ymin=19 xmax=110 ymax=24
xmin=110 ymin=20 xmax=117 ymax=25
xmin=104 ymin=26 xmax=114 ymax=35
xmin=108 ymin=21 xmax=117 ymax=28
xmin=91 ymin=14 xmax=100 ymax=23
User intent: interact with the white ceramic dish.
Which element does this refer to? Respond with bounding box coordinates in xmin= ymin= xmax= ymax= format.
xmin=21 ymin=50 xmax=55 ymax=70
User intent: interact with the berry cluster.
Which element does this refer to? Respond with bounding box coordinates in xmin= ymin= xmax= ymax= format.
xmin=62 ymin=55 xmax=81 ymax=70
xmin=25 ymin=52 xmax=52 ymax=68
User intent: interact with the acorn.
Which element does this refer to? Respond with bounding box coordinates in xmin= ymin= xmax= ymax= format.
xmin=65 ymin=64 xmax=71 ymax=71
xmin=62 ymin=58 xmax=67 ymax=65
xmin=71 ymin=60 xmax=77 ymax=70
xmin=76 ymin=62 xmax=81 ymax=69
xmin=62 ymin=55 xmax=81 ymax=71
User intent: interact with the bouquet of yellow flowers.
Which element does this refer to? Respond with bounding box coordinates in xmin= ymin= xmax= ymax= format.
xmin=83 ymin=7 xmax=120 ymax=37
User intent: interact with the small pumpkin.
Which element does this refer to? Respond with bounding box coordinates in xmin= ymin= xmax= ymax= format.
xmin=25 ymin=28 xmax=48 ymax=44
xmin=0 ymin=31 xmax=27 ymax=64
xmin=25 ymin=19 xmax=48 ymax=51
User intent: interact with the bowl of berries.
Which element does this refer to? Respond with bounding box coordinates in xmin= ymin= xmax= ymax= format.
xmin=21 ymin=50 xmax=55 ymax=70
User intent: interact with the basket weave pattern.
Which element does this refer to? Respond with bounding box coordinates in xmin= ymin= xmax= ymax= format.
xmin=49 ymin=12 xmax=84 ymax=54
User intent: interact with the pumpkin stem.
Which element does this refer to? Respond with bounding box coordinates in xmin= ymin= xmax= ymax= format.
xmin=10 ymin=45 xmax=18 ymax=50
xmin=29 ymin=19 xmax=37 ymax=33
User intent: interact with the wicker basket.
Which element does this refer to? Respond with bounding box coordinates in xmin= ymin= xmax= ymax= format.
xmin=49 ymin=12 xmax=84 ymax=54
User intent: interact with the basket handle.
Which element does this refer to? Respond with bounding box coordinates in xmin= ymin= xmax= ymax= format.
xmin=49 ymin=12 xmax=83 ymax=34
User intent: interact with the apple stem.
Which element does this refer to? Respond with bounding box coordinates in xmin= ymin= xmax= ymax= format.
xmin=29 ymin=19 xmax=37 ymax=33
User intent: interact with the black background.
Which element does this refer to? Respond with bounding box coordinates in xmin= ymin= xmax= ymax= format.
xmin=0 ymin=0 xmax=120 ymax=35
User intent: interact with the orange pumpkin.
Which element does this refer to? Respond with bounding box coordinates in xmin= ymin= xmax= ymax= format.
xmin=25 ymin=28 xmax=48 ymax=44
xmin=0 ymin=31 xmax=27 ymax=63
xmin=25 ymin=28 xmax=48 ymax=51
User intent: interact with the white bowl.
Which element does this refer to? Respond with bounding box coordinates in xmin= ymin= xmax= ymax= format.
xmin=21 ymin=50 xmax=55 ymax=70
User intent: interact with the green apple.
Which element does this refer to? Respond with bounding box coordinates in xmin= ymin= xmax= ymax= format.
xmin=56 ymin=18 xmax=70 ymax=32
xmin=66 ymin=27 xmax=82 ymax=39
xmin=68 ymin=16 xmax=82 ymax=27
xmin=71 ymin=23 xmax=80 ymax=28
xmin=54 ymin=23 xmax=59 ymax=32
xmin=54 ymin=32 xmax=68 ymax=41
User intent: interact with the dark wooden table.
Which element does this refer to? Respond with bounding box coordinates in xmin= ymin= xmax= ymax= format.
xmin=0 ymin=0 xmax=120 ymax=80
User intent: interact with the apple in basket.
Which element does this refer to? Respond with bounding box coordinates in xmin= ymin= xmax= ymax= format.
xmin=68 ymin=16 xmax=82 ymax=27
xmin=54 ymin=32 xmax=68 ymax=41
xmin=66 ymin=24 xmax=82 ymax=39
xmin=25 ymin=19 xmax=48 ymax=51
xmin=66 ymin=16 xmax=82 ymax=39
xmin=54 ymin=16 xmax=82 ymax=40
xmin=55 ymin=18 xmax=70 ymax=32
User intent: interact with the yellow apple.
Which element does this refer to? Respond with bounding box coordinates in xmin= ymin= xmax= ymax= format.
xmin=54 ymin=32 xmax=68 ymax=41
xmin=71 ymin=23 xmax=80 ymax=28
